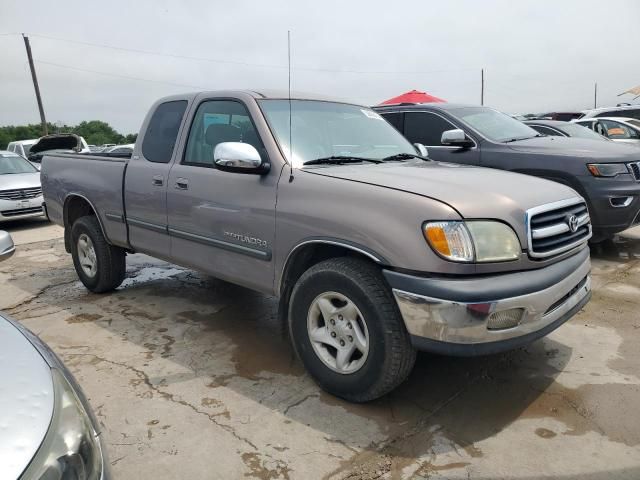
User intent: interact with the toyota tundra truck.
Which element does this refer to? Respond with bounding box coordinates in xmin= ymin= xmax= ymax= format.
xmin=41 ymin=91 xmax=592 ymax=402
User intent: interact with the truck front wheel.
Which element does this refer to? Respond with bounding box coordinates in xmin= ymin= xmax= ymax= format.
xmin=289 ymin=257 xmax=416 ymax=402
xmin=71 ymin=215 xmax=126 ymax=293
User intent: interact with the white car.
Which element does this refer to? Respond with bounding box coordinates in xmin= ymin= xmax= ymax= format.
xmin=101 ymin=143 xmax=134 ymax=154
xmin=6 ymin=139 xmax=38 ymax=158
xmin=0 ymin=151 xmax=46 ymax=222
xmin=579 ymin=104 xmax=640 ymax=120
xmin=0 ymin=231 xmax=110 ymax=479
xmin=574 ymin=117 xmax=640 ymax=146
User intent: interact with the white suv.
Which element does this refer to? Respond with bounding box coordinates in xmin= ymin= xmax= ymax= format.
xmin=6 ymin=139 xmax=38 ymax=158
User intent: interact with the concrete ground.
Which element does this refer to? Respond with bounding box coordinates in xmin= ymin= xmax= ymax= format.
xmin=1 ymin=217 xmax=639 ymax=479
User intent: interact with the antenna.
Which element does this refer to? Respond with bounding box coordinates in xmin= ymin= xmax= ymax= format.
xmin=288 ymin=30 xmax=294 ymax=182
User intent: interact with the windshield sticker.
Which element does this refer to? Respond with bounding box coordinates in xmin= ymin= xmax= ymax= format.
xmin=361 ymin=109 xmax=384 ymax=120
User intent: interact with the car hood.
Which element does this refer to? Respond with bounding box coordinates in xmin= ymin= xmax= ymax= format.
xmin=0 ymin=172 xmax=41 ymax=191
xmin=304 ymin=160 xmax=578 ymax=221
xmin=506 ymin=136 xmax=640 ymax=161
xmin=29 ymin=134 xmax=82 ymax=155
xmin=0 ymin=315 xmax=54 ymax=479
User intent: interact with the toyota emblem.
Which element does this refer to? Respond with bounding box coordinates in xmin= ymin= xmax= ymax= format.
xmin=567 ymin=215 xmax=579 ymax=233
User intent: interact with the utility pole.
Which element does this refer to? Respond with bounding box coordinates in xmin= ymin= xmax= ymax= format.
xmin=594 ymin=82 xmax=598 ymax=109
xmin=481 ymin=69 xmax=484 ymax=106
xmin=22 ymin=34 xmax=48 ymax=136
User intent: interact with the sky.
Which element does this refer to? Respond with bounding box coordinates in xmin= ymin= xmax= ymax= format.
xmin=1 ymin=0 xmax=639 ymax=134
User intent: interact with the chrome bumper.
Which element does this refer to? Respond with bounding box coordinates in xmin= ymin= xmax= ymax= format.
xmin=392 ymin=254 xmax=591 ymax=351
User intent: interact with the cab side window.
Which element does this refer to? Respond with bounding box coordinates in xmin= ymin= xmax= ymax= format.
xmin=404 ymin=112 xmax=459 ymax=146
xmin=183 ymin=100 xmax=265 ymax=167
xmin=141 ymin=100 xmax=188 ymax=163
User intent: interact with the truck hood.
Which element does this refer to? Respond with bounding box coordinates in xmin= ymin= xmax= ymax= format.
xmin=0 ymin=315 xmax=54 ymax=480
xmin=30 ymin=134 xmax=83 ymax=155
xmin=304 ymin=160 xmax=578 ymax=220
xmin=505 ymin=136 xmax=640 ymax=161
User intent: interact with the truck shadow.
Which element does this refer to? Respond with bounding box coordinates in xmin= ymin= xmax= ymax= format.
xmin=590 ymin=234 xmax=640 ymax=262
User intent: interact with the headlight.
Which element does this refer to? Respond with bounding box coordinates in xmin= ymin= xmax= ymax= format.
xmin=423 ymin=221 xmax=521 ymax=262
xmin=587 ymin=163 xmax=629 ymax=177
xmin=21 ymin=369 xmax=103 ymax=480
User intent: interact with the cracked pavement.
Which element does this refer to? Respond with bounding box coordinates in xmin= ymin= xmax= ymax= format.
xmin=2 ymin=218 xmax=640 ymax=479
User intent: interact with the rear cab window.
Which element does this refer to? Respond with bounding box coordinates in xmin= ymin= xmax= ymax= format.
xmin=141 ymin=100 xmax=188 ymax=163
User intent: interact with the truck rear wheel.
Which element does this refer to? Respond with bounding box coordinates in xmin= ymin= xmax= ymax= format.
xmin=71 ymin=215 xmax=126 ymax=293
xmin=289 ymin=257 xmax=416 ymax=402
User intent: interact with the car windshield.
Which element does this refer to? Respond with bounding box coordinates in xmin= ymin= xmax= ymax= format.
xmin=258 ymin=100 xmax=417 ymax=167
xmin=560 ymin=123 xmax=607 ymax=140
xmin=452 ymin=106 xmax=539 ymax=143
xmin=627 ymin=119 xmax=640 ymax=129
xmin=0 ymin=153 xmax=38 ymax=174
xmin=23 ymin=144 xmax=34 ymax=156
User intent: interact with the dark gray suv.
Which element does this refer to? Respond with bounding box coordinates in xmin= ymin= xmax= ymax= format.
xmin=375 ymin=103 xmax=640 ymax=241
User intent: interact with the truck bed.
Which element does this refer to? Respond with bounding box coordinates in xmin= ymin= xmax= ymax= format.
xmin=40 ymin=153 xmax=129 ymax=249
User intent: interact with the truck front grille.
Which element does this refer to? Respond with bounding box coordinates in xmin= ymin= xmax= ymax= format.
xmin=629 ymin=162 xmax=640 ymax=181
xmin=0 ymin=187 xmax=42 ymax=200
xmin=527 ymin=198 xmax=592 ymax=259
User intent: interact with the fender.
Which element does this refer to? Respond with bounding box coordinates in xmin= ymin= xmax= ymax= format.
xmin=277 ymin=237 xmax=388 ymax=296
xmin=62 ymin=193 xmax=111 ymax=252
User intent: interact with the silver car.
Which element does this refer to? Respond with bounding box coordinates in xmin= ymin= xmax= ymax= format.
xmin=0 ymin=151 xmax=45 ymax=222
xmin=0 ymin=231 xmax=110 ymax=479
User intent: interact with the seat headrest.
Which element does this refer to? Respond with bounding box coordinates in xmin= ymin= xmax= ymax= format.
xmin=205 ymin=123 xmax=241 ymax=145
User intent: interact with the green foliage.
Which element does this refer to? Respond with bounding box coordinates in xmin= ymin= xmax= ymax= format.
xmin=0 ymin=121 xmax=137 ymax=149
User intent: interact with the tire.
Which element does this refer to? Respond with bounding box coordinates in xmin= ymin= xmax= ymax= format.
xmin=289 ymin=257 xmax=416 ymax=402
xmin=70 ymin=215 xmax=126 ymax=293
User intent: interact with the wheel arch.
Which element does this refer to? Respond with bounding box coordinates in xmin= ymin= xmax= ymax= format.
xmin=63 ymin=194 xmax=109 ymax=253
xmin=276 ymin=239 xmax=387 ymax=329
xmin=278 ymin=239 xmax=386 ymax=297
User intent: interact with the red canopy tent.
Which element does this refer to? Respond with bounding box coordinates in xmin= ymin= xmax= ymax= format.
xmin=380 ymin=89 xmax=446 ymax=105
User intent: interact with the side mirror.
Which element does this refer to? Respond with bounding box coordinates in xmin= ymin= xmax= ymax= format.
xmin=441 ymin=129 xmax=474 ymax=148
xmin=414 ymin=143 xmax=429 ymax=157
xmin=214 ymin=142 xmax=270 ymax=174
xmin=0 ymin=231 xmax=15 ymax=263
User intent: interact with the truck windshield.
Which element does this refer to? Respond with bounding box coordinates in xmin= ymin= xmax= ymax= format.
xmin=452 ymin=106 xmax=539 ymax=143
xmin=0 ymin=153 xmax=38 ymax=174
xmin=258 ymin=100 xmax=417 ymax=167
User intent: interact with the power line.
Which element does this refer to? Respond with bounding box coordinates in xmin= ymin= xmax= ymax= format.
xmin=37 ymin=60 xmax=208 ymax=90
xmin=28 ymin=32 xmax=477 ymax=76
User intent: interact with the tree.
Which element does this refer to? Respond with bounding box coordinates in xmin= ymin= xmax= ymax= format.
xmin=0 ymin=121 xmax=136 ymax=149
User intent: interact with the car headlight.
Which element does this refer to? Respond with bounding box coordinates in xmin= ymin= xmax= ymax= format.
xmin=586 ymin=163 xmax=629 ymax=177
xmin=423 ymin=221 xmax=521 ymax=262
xmin=20 ymin=369 xmax=103 ymax=480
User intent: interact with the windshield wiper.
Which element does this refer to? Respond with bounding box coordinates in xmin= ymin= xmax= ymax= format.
xmin=303 ymin=156 xmax=382 ymax=166
xmin=503 ymin=135 xmax=538 ymax=143
xmin=382 ymin=153 xmax=429 ymax=162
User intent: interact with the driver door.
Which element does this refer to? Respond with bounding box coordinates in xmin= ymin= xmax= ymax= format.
xmin=166 ymin=98 xmax=278 ymax=294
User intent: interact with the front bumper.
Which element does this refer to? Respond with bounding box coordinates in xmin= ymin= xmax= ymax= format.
xmin=384 ymin=247 xmax=591 ymax=356
xmin=579 ymin=174 xmax=640 ymax=234
xmin=0 ymin=196 xmax=45 ymax=222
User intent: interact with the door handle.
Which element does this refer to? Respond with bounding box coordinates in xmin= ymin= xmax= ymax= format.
xmin=152 ymin=175 xmax=164 ymax=186
xmin=175 ymin=178 xmax=189 ymax=190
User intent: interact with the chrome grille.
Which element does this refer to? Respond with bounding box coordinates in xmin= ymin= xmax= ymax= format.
xmin=629 ymin=162 xmax=640 ymax=181
xmin=0 ymin=187 xmax=42 ymax=200
xmin=527 ymin=198 xmax=592 ymax=259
